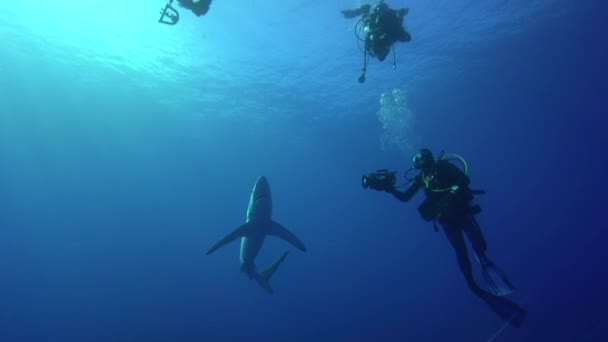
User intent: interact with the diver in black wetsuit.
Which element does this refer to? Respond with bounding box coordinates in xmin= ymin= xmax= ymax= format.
xmin=364 ymin=148 xmax=515 ymax=296
xmin=341 ymin=1 xmax=411 ymax=82
xmin=362 ymin=148 xmax=525 ymax=326
xmin=159 ymin=0 xmax=212 ymax=25
xmin=342 ymin=1 xmax=411 ymax=62
xmin=177 ymin=0 xmax=212 ymax=17
xmin=388 ymin=149 xmax=491 ymax=296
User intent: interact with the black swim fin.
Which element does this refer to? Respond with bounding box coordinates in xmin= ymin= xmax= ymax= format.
xmin=341 ymin=4 xmax=371 ymax=18
xmin=478 ymin=255 xmax=516 ymax=297
xmin=481 ymin=292 xmax=527 ymax=330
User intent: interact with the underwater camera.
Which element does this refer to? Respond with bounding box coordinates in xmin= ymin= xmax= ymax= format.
xmin=362 ymin=169 xmax=397 ymax=190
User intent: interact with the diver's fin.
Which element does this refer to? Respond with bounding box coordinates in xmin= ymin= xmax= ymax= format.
xmin=478 ymin=256 xmax=516 ymax=296
xmin=268 ymin=220 xmax=307 ymax=252
xmin=206 ymin=223 xmax=252 ymax=255
xmin=341 ymin=9 xmax=360 ymax=18
xmin=255 ymin=251 xmax=289 ymax=294
xmin=481 ymin=293 xmax=527 ymax=336
xmin=341 ymin=4 xmax=371 ymax=18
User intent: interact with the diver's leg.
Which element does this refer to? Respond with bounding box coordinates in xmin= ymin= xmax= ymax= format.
xmin=176 ymin=0 xmax=188 ymax=9
xmin=442 ymin=222 xmax=485 ymax=296
xmin=397 ymin=8 xmax=409 ymax=18
xmin=341 ymin=4 xmax=371 ymax=18
xmin=395 ymin=28 xmax=412 ymax=42
xmin=463 ymin=216 xmax=488 ymax=258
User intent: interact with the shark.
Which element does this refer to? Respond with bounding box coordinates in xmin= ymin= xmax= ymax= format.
xmin=206 ymin=176 xmax=307 ymax=294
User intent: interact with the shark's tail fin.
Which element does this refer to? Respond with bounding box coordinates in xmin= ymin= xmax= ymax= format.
xmin=255 ymin=251 xmax=289 ymax=294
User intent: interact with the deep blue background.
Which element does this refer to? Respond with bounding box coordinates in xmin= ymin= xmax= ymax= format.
xmin=0 ymin=0 xmax=606 ymax=341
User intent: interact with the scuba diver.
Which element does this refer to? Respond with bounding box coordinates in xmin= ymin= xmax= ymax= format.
xmin=159 ymin=0 xmax=212 ymax=25
xmin=341 ymin=1 xmax=412 ymax=83
xmin=362 ymin=149 xmax=514 ymax=297
xmin=362 ymin=149 xmax=525 ymax=326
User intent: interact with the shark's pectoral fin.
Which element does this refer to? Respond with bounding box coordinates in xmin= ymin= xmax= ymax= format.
xmin=206 ymin=223 xmax=252 ymax=255
xmin=268 ymin=220 xmax=307 ymax=252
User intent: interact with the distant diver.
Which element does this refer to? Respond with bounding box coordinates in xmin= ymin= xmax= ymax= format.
xmin=341 ymin=0 xmax=412 ymax=83
xmin=362 ymin=149 xmax=525 ymax=326
xmin=159 ymin=0 xmax=212 ymax=25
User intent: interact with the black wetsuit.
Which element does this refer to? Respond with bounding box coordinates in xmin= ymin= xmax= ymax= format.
xmin=342 ymin=3 xmax=412 ymax=61
xmin=391 ymin=160 xmax=488 ymax=295
xmin=177 ymin=0 xmax=212 ymax=16
xmin=365 ymin=6 xmax=411 ymax=61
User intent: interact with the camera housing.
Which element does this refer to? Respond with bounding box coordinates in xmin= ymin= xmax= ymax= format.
xmin=362 ymin=169 xmax=397 ymax=190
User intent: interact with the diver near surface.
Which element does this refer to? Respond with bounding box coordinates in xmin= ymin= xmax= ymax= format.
xmin=159 ymin=0 xmax=212 ymax=25
xmin=362 ymin=149 xmax=526 ymax=326
xmin=341 ymin=0 xmax=412 ymax=83
xmin=177 ymin=0 xmax=212 ymax=16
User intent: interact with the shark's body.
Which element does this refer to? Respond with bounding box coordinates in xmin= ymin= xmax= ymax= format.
xmin=207 ymin=176 xmax=307 ymax=294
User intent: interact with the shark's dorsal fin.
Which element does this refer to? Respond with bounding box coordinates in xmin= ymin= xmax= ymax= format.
xmin=268 ymin=220 xmax=307 ymax=252
xmin=207 ymin=223 xmax=252 ymax=255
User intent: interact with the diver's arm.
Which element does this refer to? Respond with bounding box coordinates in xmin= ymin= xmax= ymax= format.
xmin=389 ymin=181 xmax=420 ymax=202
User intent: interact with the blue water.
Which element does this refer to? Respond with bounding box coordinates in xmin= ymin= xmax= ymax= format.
xmin=1 ymin=0 xmax=606 ymax=341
